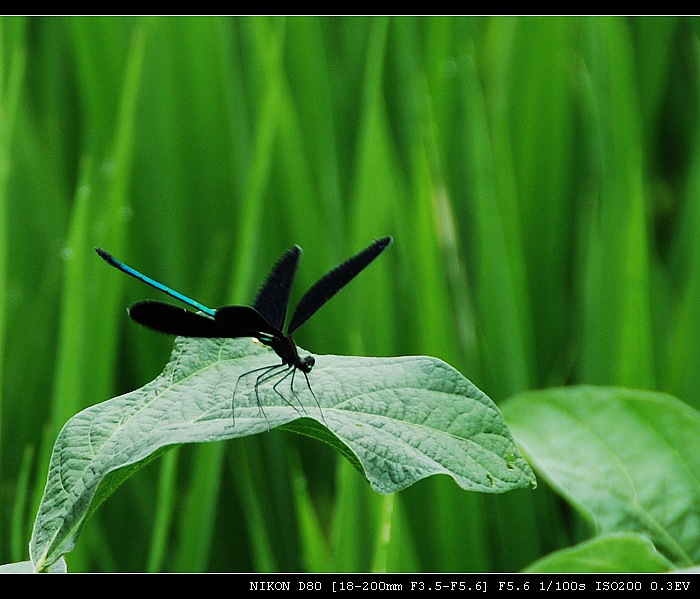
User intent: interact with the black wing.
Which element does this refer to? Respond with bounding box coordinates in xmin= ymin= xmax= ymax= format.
xmin=287 ymin=236 xmax=393 ymax=334
xmin=214 ymin=305 xmax=282 ymax=338
xmin=129 ymin=300 xmax=231 ymax=337
xmin=130 ymin=300 xmax=283 ymax=340
xmin=252 ymin=246 xmax=302 ymax=331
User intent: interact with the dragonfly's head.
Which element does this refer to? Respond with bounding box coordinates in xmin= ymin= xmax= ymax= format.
xmin=299 ymin=354 xmax=315 ymax=373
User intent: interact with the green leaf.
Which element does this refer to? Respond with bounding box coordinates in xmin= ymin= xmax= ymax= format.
xmin=0 ymin=557 xmax=67 ymax=573
xmin=524 ymin=533 xmax=675 ymax=573
xmin=503 ymin=386 xmax=700 ymax=568
xmin=30 ymin=336 xmax=535 ymax=572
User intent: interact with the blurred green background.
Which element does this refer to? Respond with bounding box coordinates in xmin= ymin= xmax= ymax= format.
xmin=1 ymin=15 xmax=699 ymax=572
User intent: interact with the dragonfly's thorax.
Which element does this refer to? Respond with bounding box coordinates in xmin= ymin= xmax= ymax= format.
xmin=262 ymin=333 xmax=314 ymax=373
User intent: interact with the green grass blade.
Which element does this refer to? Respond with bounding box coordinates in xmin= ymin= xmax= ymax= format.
xmin=145 ymin=449 xmax=179 ymax=572
xmin=0 ymin=17 xmax=26 ymax=561
xmin=578 ymin=18 xmax=654 ymax=387
xmin=170 ymin=444 xmax=225 ymax=572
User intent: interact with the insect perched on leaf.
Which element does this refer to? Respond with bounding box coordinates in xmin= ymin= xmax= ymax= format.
xmin=96 ymin=237 xmax=393 ymax=425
